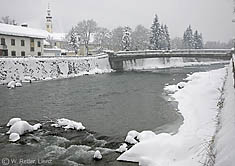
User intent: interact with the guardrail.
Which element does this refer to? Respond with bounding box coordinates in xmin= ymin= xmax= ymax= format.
xmin=116 ymin=49 xmax=231 ymax=56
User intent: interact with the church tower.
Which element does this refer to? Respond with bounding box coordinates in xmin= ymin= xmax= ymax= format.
xmin=46 ymin=4 xmax=52 ymax=33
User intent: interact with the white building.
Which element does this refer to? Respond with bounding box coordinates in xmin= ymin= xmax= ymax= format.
xmin=0 ymin=23 xmax=47 ymax=56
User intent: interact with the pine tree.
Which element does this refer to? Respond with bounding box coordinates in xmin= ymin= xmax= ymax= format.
xmin=159 ymin=24 xmax=167 ymax=49
xmin=183 ymin=25 xmax=194 ymax=49
xmin=164 ymin=25 xmax=171 ymax=50
xmin=150 ymin=14 xmax=161 ymax=50
xmin=122 ymin=26 xmax=132 ymax=51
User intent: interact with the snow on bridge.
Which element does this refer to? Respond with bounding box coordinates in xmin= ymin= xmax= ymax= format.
xmin=108 ymin=49 xmax=233 ymax=71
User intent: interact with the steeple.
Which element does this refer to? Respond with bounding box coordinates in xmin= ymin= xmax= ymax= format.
xmin=46 ymin=3 xmax=52 ymax=33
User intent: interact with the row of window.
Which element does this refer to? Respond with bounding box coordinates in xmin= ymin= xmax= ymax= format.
xmin=0 ymin=38 xmax=41 ymax=49
xmin=10 ymin=51 xmax=41 ymax=56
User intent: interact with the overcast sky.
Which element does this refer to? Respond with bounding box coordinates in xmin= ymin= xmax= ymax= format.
xmin=0 ymin=0 xmax=235 ymax=42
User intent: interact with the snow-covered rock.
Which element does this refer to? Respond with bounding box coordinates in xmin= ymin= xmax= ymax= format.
xmin=7 ymin=120 xmax=41 ymax=135
xmin=7 ymin=118 xmax=22 ymax=127
xmin=137 ymin=131 xmax=156 ymax=142
xmin=15 ymin=82 xmax=22 ymax=87
xmin=32 ymin=123 xmax=42 ymax=130
xmin=127 ymin=130 xmax=139 ymax=139
xmin=116 ymin=143 xmax=128 ymax=153
xmin=51 ymin=118 xmax=85 ymax=130
xmin=177 ymin=82 xmax=187 ymax=89
xmin=93 ymin=150 xmax=102 ymax=160
xmin=125 ymin=135 xmax=138 ymax=145
xmin=7 ymin=81 xmax=16 ymax=89
xmin=9 ymin=133 xmax=20 ymax=142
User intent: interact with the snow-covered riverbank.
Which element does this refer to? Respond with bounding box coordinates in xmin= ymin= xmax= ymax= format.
xmin=118 ymin=65 xmax=228 ymax=165
xmin=0 ymin=54 xmax=112 ymax=85
xmin=214 ymin=60 xmax=235 ymax=166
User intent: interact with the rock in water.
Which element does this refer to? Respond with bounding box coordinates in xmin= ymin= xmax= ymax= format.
xmin=93 ymin=150 xmax=102 ymax=160
xmin=7 ymin=81 xmax=16 ymax=89
xmin=116 ymin=143 xmax=128 ymax=153
xmin=7 ymin=121 xmax=34 ymax=135
xmin=9 ymin=133 xmax=20 ymax=142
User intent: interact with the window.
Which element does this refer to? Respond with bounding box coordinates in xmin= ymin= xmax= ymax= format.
xmin=11 ymin=39 xmax=15 ymax=46
xmin=11 ymin=51 xmax=16 ymax=56
xmin=1 ymin=38 xmax=5 ymax=45
xmin=30 ymin=38 xmax=34 ymax=52
xmin=38 ymin=52 xmax=41 ymax=56
xmin=21 ymin=40 xmax=25 ymax=46
xmin=21 ymin=51 xmax=25 ymax=56
xmin=37 ymin=41 xmax=41 ymax=47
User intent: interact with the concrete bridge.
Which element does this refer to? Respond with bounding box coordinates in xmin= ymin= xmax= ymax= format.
xmin=107 ymin=49 xmax=233 ymax=71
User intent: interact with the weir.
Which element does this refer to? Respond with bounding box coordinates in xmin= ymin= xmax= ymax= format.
xmin=108 ymin=49 xmax=233 ymax=71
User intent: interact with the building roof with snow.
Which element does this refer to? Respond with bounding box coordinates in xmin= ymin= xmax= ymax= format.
xmin=0 ymin=23 xmax=48 ymax=39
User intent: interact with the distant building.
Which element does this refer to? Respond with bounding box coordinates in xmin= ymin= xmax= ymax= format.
xmin=0 ymin=23 xmax=47 ymax=56
xmin=44 ymin=4 xmax=68 ymax=56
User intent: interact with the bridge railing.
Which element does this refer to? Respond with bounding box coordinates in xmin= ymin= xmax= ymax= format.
xmin=116 ymin=49 xmax=231 ymax=56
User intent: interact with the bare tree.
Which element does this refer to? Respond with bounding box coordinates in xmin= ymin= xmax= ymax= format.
xmin=131 ymin=24 xmax=150 ymax=50
xmin=94 ymin=27 xmax=111 ymax=51
xmin=0 ymin=16 xmax=17 ymax=25
xmin=75 ymin=19 xmax=97 ymax=56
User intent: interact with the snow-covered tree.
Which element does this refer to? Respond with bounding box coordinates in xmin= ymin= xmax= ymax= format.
xmin=110 ymin=27 xmax=124 ymax=51
xmin=66 ymin=27 xmax=80 ymax=54
xmin=0 ymin=16 xmax=17 ymax=25
xmin=171 ymin=37 xmax=184 ymax=49
xmin=183 ymin=25 xmax=194 ymax=49
xmin=94 ymin=27 xmax=112 ymax=51
xmin=164 ymin=25 xmax=171 ymax=50
xmin=131 ymin=24 xmax=150 ymax=50
xmin=150 ymin=14 xmax=161 ymax=50
xmin=122 ymin=26 xmax=132 ymax=51
xmin=193 ymin=30 xmax=203 ymax=49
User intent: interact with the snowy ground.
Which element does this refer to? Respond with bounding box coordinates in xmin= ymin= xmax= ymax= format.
xmin=0 ymin=54 xmax=111 ymax=85
xmin=214 ymin=60 xmax=235 ymax=166
xmin=118 ymin=64 xmax=228 ymax=165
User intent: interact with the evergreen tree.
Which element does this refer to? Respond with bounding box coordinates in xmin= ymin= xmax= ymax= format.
xmin=193 ymin=30 xmax=203 ymax=49
xmin=122 ymin=26 xmax=132 ymax=51
xmin=183 ymin=25 xmax=194 ymax=49
xmin=164 ymin=25 xmax=171 ymax=50
xmin=159 ymin=24 xmax=167 ymax=49
xmin=150 ymin=14 xmax=161 ymax=50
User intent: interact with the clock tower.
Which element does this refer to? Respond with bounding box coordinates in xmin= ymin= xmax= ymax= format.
xmin=46 ymin=4 xmax=52 ymax=33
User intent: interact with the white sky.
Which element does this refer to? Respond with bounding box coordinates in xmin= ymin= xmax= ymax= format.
xmin=0 ymin=0 xmax=235 ymax=42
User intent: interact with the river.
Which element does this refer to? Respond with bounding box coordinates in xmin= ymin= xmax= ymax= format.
xmin=0 ymin=62 xmax=226 ymax=165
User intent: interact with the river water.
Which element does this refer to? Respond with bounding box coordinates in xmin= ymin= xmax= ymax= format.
xmin=0 ymin=61 xmax=226 ymax=166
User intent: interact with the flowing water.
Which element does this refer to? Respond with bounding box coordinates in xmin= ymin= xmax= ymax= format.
xmin=0 ymin=58 xmax=226 ymax=166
